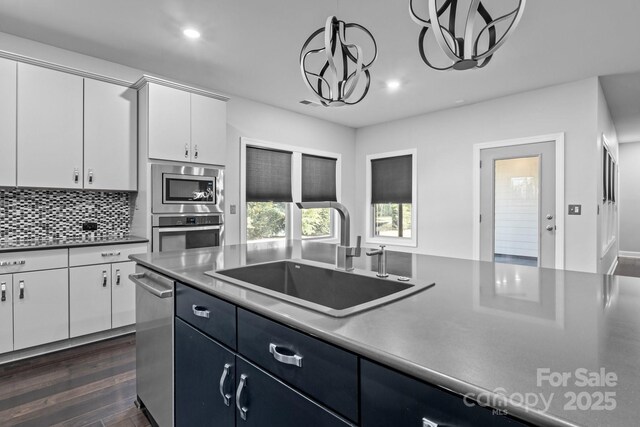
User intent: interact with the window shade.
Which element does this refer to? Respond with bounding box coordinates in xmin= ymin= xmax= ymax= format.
xmin=371 ymin=155 xmax=412 ymax=204
xmin=246 ymin=146 xmax=293 ymax=202
xmin=301 ymin=154 xmax=337 ymax=202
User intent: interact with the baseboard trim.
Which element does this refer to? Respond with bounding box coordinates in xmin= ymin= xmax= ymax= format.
xmin=619 ymin=251 xmax=640 ymax=259
xmin=607 ymin=258 xmax=619 ymax=275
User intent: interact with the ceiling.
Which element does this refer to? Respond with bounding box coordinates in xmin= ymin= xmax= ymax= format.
xmin=0 ymin=0 xmax=640 ymax=129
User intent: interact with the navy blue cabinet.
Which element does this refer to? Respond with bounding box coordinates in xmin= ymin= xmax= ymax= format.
xmin=175 ymin=318 xmax=236 ymax=427
xmin=361 ymin=360 xmax=527 ymax=427
xmin=235 ymin=357 xmax=352 ymax=427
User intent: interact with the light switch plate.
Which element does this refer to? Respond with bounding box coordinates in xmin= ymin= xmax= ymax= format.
xmin=568 ymin=204 xmax=581 ymax=215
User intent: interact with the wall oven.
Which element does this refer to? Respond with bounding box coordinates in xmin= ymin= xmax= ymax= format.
xmin=152 ymin=164 xmax=224 ymax=214
xmin=152 ymin=214 xmax=223 ymax=253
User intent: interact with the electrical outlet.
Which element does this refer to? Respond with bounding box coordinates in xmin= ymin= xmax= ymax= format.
xmin=568 ymin=205 xmax=582 ymax=215
xmin=82 ymin=222 xmax=98 ymax=231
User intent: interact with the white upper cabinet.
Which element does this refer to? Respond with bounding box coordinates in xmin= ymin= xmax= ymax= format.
xmin=17 ymin=63 xmax=84 ymax=189
xmin=143 ymin=79 xmax=228 ymax=165
xmin=191 ymin=93 xmax=227 ymax=165
xmin=0 ymin=58 xmax=16 ymax=187
xmin=84 ymin=79 xmax=137 ymax=191
xmin=147 ymin=83 xmax=192 ymax=162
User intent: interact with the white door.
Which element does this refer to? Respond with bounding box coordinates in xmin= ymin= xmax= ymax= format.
xmin=0 ymin=275 xmax=13 ymax=354
xmin=70 ymin=265 xmax=112 ymax=338
xmin=480 ymin=141 xmax=556 ymax=268
xmin=112 ymin=261 xmax=136 ymax=328
xmin=13 ymin=269 xmax=69 ymax=350
xmin=17 ymin=63 xmax=84 ymax=189
xmin=0 ymin=58 xmax=16 ymax=187
xmin=148 ymin=83 xmax=191 ymax=162
xmin=191 ymin=93 xmax=227 ymax=165
xmin=84 ymin=79 xmax=138 ymax=191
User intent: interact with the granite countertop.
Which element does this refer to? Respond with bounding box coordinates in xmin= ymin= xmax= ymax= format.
xmin=0 ymin=235 xmax=148 ymax=253
xmin=130 ymin=241 xmax=640 ymax=427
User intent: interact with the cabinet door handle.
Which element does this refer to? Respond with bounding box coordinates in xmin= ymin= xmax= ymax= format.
xmin=422 ymin=418 xmax=438 ymax=427
xmin=115 ymin=270 xmax=121 ymax=285
xmin=88 ymin=169 xmax=94 ymax=184
xmin=19 ymin=281 xmax=24 ymax=299
xmin=269 ymin=343 xmax=303 ymax=367
xmin=192 ymin=304 xmax=210 ymax=318
xmin=219 ymin=363 xmax=232 ymax=406
xmin=236 ymin=374 xmax=248 ymax=421
xmin=74 ymin=168 xmax=79 ymax=183
xmin=102 ymin=271 xmax=108 ymax=287
xmin=194 ymin=145 xmax=199 ymax=159
xmin=185 ymin=144 xmax=190 ymax=159
xmin=1 ymin=282 xmax=6 ymax=302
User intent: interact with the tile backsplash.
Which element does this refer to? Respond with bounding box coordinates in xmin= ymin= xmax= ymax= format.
xmin=0 ymin=189 xmax=131 ymax=242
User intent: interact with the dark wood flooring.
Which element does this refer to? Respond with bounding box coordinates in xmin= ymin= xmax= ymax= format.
xmin=614 ymin=257 xmax=640 ymax=279
xmin=0 ymin=334 xmax=150 ymax=427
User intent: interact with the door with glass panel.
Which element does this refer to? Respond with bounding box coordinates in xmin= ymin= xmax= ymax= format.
xmin=480 ymin=141 xmax=556 ymax=268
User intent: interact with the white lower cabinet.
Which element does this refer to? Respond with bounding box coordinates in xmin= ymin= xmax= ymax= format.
xmin=70 ymin=265 xmax=112 ymax=338
xmin=111 ymin=261 xmax=136 ymax=328
xmin=13 ymin=268 xmax=69 ymax=350
xmin=0 ymin=274 xmax=13 ymax=354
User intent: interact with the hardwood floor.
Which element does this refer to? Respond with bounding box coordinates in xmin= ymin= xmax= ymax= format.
xmin=614 ymin=257 xmax=640 ymax=279
xmin=0 ymin=334 xmax=150 ymax=427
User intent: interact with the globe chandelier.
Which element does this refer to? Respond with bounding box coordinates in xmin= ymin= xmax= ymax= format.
xmin=299 ymin=16 xmax=378 ymax=107
xmin=409 ymin=0 xmax=526 ymax=70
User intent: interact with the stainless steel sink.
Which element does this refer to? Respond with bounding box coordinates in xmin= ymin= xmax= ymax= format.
xmin=206 ymin=260 xmax=434 ymax=317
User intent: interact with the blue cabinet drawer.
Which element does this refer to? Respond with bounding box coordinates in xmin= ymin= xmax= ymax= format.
xmin=237 ymin=308 xmax=358 ymax=422
xmin=175 ymin=282 xmax=236 ymax=349
xmin=361 ymin=360 xmax=528 ymax=427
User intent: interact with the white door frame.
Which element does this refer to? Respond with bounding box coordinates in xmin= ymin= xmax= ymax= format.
xmin=472 ymin=133 xmax=565 ymax=269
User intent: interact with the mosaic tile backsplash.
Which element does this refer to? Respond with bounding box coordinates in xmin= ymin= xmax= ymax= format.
xmin=0 ymin=189 xmax=131 ymax=243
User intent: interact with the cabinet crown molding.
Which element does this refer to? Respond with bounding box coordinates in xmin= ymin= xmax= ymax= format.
xmin=134 ymin=75 xmax=230 ymax=102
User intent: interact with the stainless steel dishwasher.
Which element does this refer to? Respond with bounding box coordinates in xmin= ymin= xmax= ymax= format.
xmin=130 ymin=265 xmax=174 ymax=427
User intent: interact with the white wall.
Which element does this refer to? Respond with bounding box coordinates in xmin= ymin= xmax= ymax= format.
xmin=355 ymin=78 xmax=600 ymax=273
xmin=0 ymin=31 xmax=357 ymax=246
xmin=596 ymin=79 xmax=620 ymax=273
xmin=619 ymin=141 xmax=640 ymax=255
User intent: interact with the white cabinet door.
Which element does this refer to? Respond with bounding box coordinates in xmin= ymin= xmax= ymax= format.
xmin=0 ymin=275 xmax=12 ymax=354
xmin=147 ymin=83 xmax=191 ymax=162
xmin=84 ymin=79 xmax=137 ymax=191
xmin=191 ymin=93 xmax=227 ymax=165
xmin=70 ymin=265 xmax=112 ymax=338
xmin=112 ymin=261 xmax=136 ymax=328
xmin=13 ymin=268 xmax=68 ymax=350
xmin=0 ymin=58 xmax=17 ymax=187
xmin=17 ymin=63 xmax=83 ymax=189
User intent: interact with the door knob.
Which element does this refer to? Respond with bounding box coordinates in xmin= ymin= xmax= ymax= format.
xmin=546 ymin=214 xmax=553 ymax=220
xmin=546 ymin=225 xmax=554 ymax=231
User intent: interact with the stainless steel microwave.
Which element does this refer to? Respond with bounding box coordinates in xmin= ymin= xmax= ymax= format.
xmin=152 ymin=164 xmax=224 ymax=214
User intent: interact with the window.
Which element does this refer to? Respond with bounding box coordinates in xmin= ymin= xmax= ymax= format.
xmin=242 ymin=138 xmax=341 ymax=243
xmin=366 ymin=150 xmax=417 ymax=246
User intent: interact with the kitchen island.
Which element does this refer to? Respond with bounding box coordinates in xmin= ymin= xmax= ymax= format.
xmin=131 ymin=241 xmax=640 ymax=427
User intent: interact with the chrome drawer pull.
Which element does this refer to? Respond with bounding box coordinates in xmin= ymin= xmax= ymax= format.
xmin=1 ymin=282 xmax=5 ymax=302
xmin=115 ymin=269 xmax=121 ymax=285
xmin=219 ymin=363 xmax=232 ymax=406
xmin=19 ymin=281 xmax=24 ymax=299
xmin=422 ymin=418 xmax=438 ymax=427
xmin=0 ymin=260 xmax=26 ymax=267
xmin=101 ymin=251 xmax=121 ymax=257
xmin=269 ymin=343 xmax=303 ymax=367
xmin=192 ymin=304 xmax=210 ymax=318
xmin=236 ymin=374 xmax=248 ymax=421
xmin=102 ymin=271 xmax=108 ymax=287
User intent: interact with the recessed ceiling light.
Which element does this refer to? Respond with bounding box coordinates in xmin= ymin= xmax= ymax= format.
xmin=386 ymin=80 xmax=401 ymax=90
xmin=183 ymin=28 xmax=201 ymax=39
xmin=454 ymin=99 xmax=465 ymax=104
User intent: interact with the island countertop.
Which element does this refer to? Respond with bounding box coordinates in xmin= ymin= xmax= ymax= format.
xmin=130 ymin=241 xmax=640 ymax=427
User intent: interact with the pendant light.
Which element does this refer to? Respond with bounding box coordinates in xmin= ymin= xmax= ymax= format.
xmin=300 ymin=16 xmax=378 ymax=107
xmin=409 ymin=0 xmax=526 ymax=70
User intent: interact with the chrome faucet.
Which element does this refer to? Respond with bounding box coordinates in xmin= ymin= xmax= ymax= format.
xmin=295 ymin=201 xmax=361 ymax=270
xmin=366 ymin=245 xmax=388 ymax=277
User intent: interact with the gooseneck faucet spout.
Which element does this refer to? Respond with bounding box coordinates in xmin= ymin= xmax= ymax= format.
xmin=295 ymin=201 xmax=361 ymax=270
